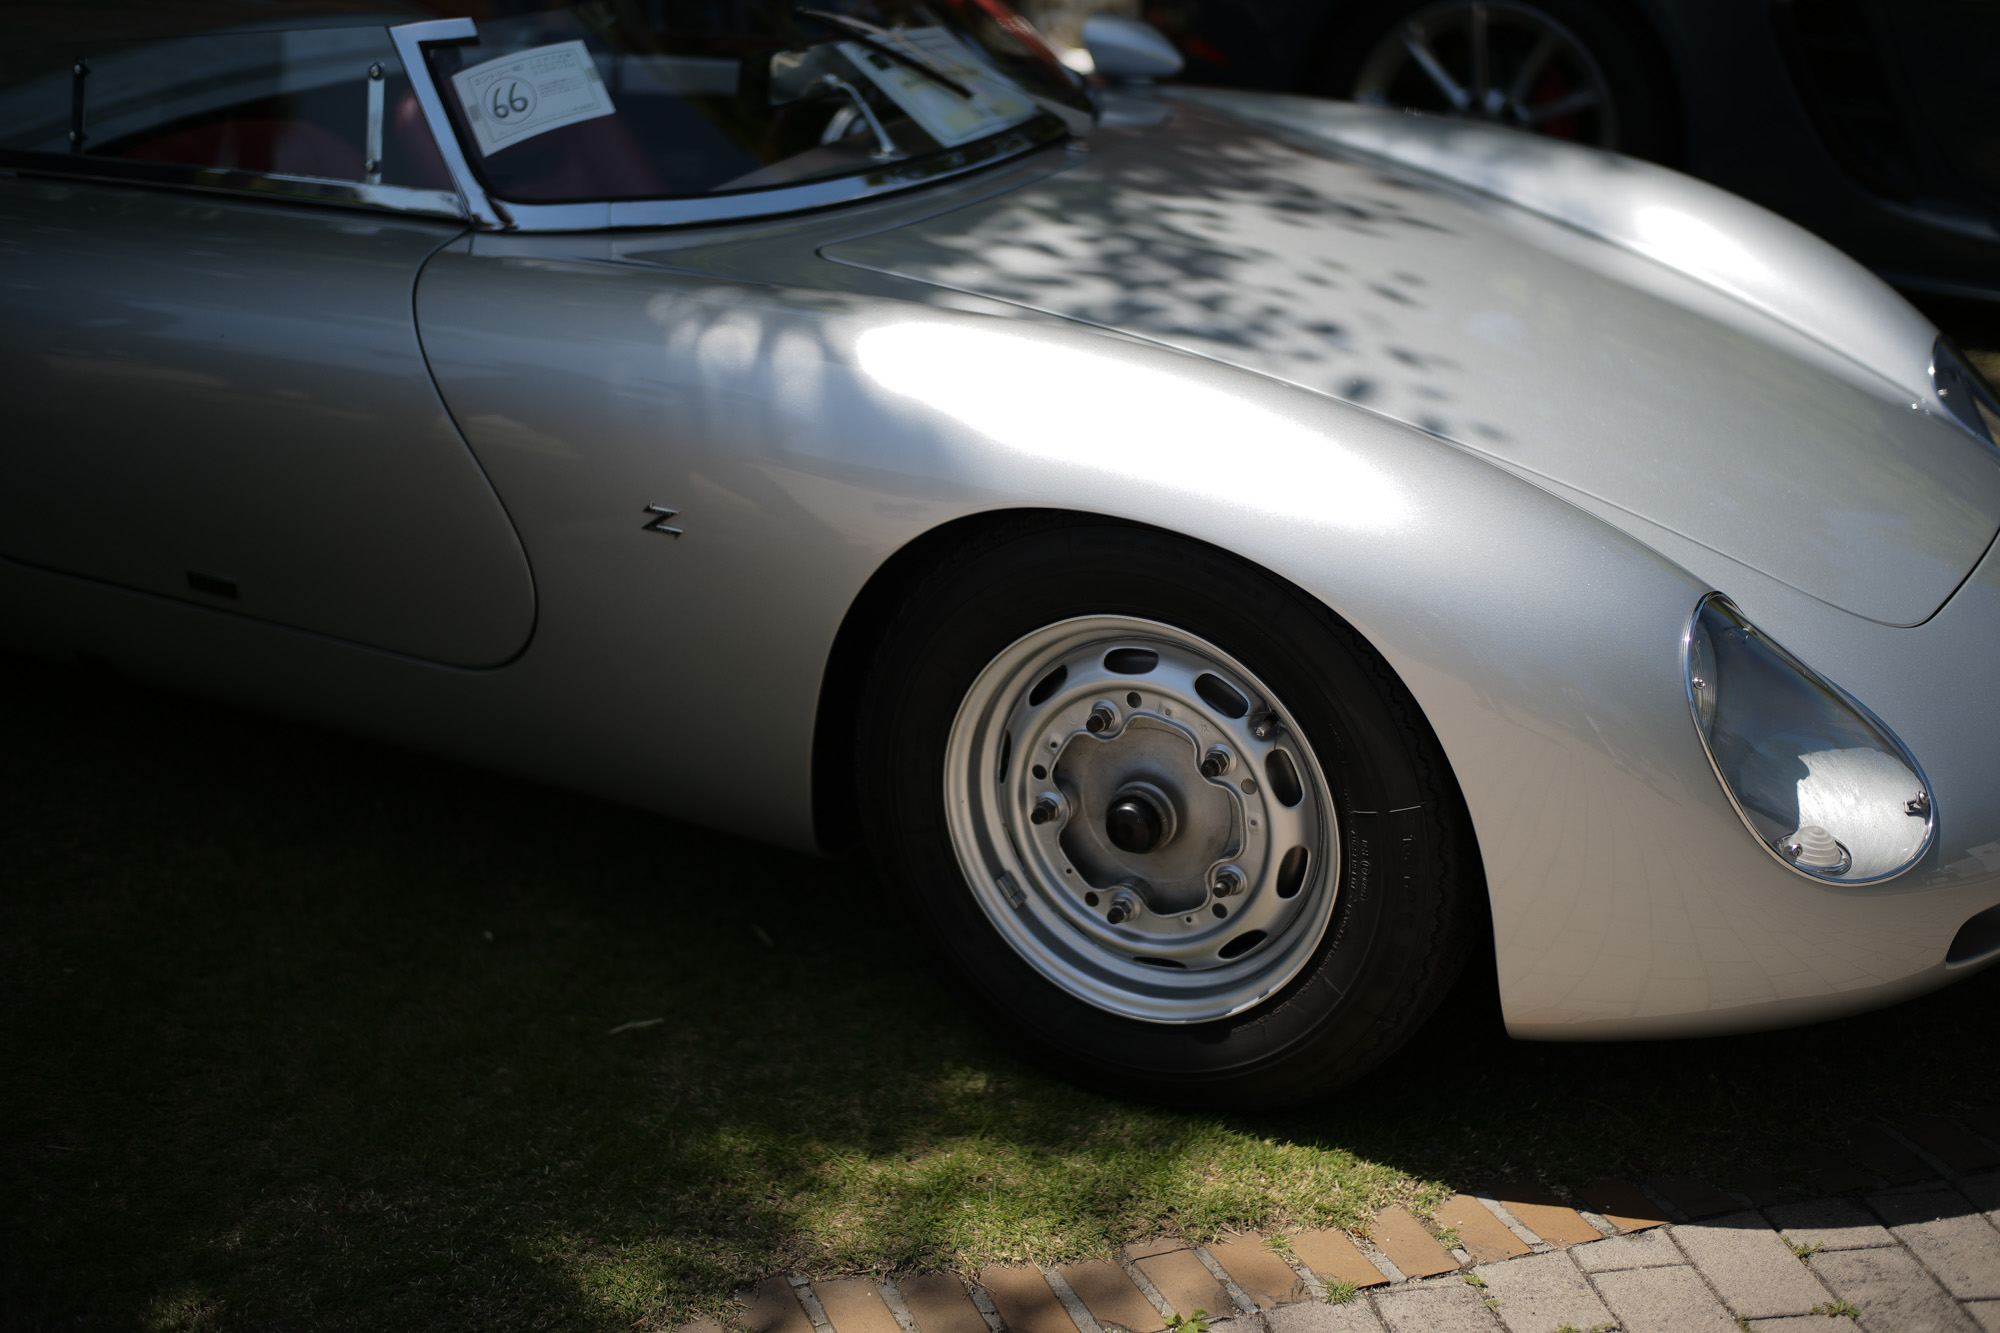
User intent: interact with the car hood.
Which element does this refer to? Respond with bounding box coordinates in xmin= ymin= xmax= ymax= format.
xmin=821 ymin=96 xmax=2000 ymax=626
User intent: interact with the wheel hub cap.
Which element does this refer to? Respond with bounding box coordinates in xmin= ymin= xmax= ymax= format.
xmin=1105 ymin=784 xmax=1172 ymax=855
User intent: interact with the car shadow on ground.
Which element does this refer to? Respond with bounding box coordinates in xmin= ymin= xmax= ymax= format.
xmin=2 ymin=648 xmax=1995 ymax=1332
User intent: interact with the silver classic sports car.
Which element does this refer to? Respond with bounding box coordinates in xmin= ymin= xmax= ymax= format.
xmin=5 ymin=1 xmax=1999 ymax=1107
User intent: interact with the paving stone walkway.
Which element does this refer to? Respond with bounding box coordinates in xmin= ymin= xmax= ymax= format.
xmin=690 ymin=1110 xmax=2000 ymax=1333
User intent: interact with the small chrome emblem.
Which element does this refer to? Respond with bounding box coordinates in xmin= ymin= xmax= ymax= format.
xmin=641 ymin=504 xmax=683 ymax=537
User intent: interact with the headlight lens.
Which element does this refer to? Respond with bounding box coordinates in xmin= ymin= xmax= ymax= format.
xmin=1685 ymin=594 xmax=1934 ymax=883
xmin=1932 ymin=336 xmax=2000 ymax=450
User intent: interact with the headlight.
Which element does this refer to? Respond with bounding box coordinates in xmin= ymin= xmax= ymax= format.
xmin=1932 ymin=336 xmax=2000 ymax=449
xmin=1685 ymin=594 xmax=1934 ymax=883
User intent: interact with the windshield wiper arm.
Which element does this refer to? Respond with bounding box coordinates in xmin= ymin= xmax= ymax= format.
xmin=795 ymin=8 xmax=972 ymax=99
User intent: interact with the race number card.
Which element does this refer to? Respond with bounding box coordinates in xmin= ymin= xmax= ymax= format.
xmin=837 ymin=27 xmax=1036 ymax=148
xmin=452 ymin=41 xmax=616 ymax=156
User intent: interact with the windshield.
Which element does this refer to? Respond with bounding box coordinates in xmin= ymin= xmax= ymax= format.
xmin=422 ymin=1 xmax=1087 ymax=204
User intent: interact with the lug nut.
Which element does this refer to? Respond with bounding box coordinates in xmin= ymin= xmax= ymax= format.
xmin=1212 ymin=865 xmax=1245 ymax=897
xmin=1030 ymin=793 xmax=1063 ymax=826
xmin=1250 ymin=712 xmax=1280 ymax=741
xmin=1105 ymin=886 xmax=1142 ymax=925
xmin=1086 ymin=701 xmax=1119 ymax=734
xmin=1199 ymin=746 xmax=1233 ymax=778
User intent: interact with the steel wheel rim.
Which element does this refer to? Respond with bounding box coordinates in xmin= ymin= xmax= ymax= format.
xmin=1351 ymin=1 xmax=1619 ymax=149
xmin=943 ymin=616 xmax=1339 ymax=1024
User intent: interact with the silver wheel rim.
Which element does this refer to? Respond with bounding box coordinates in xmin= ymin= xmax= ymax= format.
xmin=943 ymin=616 xmax=1339 ymax=1025
xmin=1352 ymin=1 xmax=1619 ymax=149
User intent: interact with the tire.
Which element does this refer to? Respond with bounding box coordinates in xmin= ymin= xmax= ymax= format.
xmin=855 ymin=517 xmax=1477 ymax=1109
xmin=1306 ymin=0 xmax=1680 ymax=164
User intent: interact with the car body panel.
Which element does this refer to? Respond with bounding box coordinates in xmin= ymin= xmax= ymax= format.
xmin=1161 ymin=91 xmax=1940 ymax=401
xmin=0 ymin=175 xmax=536 ymax=667
xmin=4 ymin=64 xmax=1997 ymax=1049
xmin=14 ymin=247 xmax=2000 ymax=1039
xmin=409 ymin=162 xmax=1998 ymax=1038
xmin=823 ymin=99 xmax=2000 ymax=626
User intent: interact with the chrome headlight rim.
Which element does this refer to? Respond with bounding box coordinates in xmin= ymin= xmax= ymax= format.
xmin=1682 ymin=591 xmax=1937 ymax=886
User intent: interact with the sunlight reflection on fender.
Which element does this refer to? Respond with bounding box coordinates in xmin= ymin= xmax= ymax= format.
xmin=1632 ymin=205 xmax=1770 ymax=289
xmin=857 ymin=322 xmax=1413 ymax=531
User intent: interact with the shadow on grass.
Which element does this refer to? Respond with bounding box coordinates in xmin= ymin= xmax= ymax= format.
xmin=3 ymin=650 xmax=1996 ymax=1331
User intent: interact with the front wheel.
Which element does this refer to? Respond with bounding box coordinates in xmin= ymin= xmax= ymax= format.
xmin=857 ymin=520 xmax=1478 ymax=1108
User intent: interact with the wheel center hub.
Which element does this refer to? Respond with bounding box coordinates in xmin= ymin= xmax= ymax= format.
xmin=1105 ymin=784 xmax=1173 ymax=854
xmin=1053 ymin=724 xmax=1222 ymax=914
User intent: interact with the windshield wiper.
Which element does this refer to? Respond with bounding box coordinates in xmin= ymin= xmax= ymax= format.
xmin=795 ymin=8 xmax=972 ymax=99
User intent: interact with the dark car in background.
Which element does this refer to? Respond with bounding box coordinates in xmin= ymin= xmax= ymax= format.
xmin=1124 ymin=0 xmax=2000 ymax=315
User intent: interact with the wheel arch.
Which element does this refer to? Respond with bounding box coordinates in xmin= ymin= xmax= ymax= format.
xmin=792 ymin=301 xmax=1737 ymax=1040
xmin=814 ymin=504 xmax=1502 ymax=1091
xmin=812 ymin=507 xmax=1049 ymax=853
xmin=809 ymin=507 xmax=1490 ymax=953
xmin=813 ymin=508 xmax=1113 ymax=854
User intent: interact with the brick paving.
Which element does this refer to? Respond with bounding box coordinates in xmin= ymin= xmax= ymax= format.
xmin=900 ymin=1275 xmax=987 ymax=1333
xmin=1671 ymin=1212 xmax=1826 ymax=1318
xmin=1578 ymin=1180 xmax=1669 ymax=1234
xmin=1476 ymin=1251 xmax=1612 ymax=1333
xmin=819 ymin=1280 xmax=905 ymax=1333
xmin=1132 ymin=1245 xmax=1229 ymax=1320
xmin=1058 ymin=1259 xmax=1164 ymax=1333
xmin=1569 ymin=1227 xmax=1682 ymax=1273
xmin=981 ymin=1265 xmax=1083 ymax=1333
xmin=1368 ymin=1207 xmax=1457 ymax=1279
xmin=1289 ymin=1229 xmax=1389 ymax=1291
xmin=705 ymin=1112 xmax=2000 ymax=1333
xmin=1495 ymin=1184 xmax=1602 ymax=1247
xmin=1208 ymin=1234 xmax=1307 ymax=1309
xmin=1434 ymin=1194 xmax=1530 ymax=1265
xmin=1594 ymin=1264 xmax=1738 ymax=1333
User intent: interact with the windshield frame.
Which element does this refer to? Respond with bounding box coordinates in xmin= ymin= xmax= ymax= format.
xmin=389 ymin=15 xmax=1079 ymax=234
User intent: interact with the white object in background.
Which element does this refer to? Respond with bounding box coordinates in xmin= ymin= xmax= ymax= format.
xmin=1082 ymin=15 xmax=1182 ymax=81
xmin=452 ymin=40 xmax=615 ymax=156
xmin=839 ymin=27 xmax=1036 ymax=147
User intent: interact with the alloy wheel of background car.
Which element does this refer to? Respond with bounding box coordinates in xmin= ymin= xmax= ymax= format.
xmin=1312 ymin=0 xmax=1679 ymax=162
xmin=1355 ymin=1 xmax=1617 ymax=146
xmin=857 ymin=519 xmax=1478 ymax=1108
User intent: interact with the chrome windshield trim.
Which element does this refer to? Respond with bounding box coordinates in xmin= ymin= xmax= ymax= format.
xmin=388 ymin=18 xmax=503 ymax=229
xmin=0 ymin=150 xmax=465 ymax=220
xmin=387 ymin=18 xmax=1067 ymax=234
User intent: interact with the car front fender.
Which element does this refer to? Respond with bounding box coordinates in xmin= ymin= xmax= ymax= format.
xmin=411 ymin=247 xmax=1999 ymax=1039
xmin=1165 ymin=89 xmax=1944 ymax=409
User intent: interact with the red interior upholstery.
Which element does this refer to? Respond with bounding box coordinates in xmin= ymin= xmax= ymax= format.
xmin=118 ymin=93 xmax=655 ymax=199
xmin=392 ymin=92 xmax=454 ymax=190
xmin=477 ymin=112 xmax=668 ymax=201
xmin=126 ymin=117 xmax=365 ymax=180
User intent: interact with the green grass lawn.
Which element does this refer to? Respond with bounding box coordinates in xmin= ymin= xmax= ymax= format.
xmin=4 ymin=649 xmax=1998 ymax=1331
